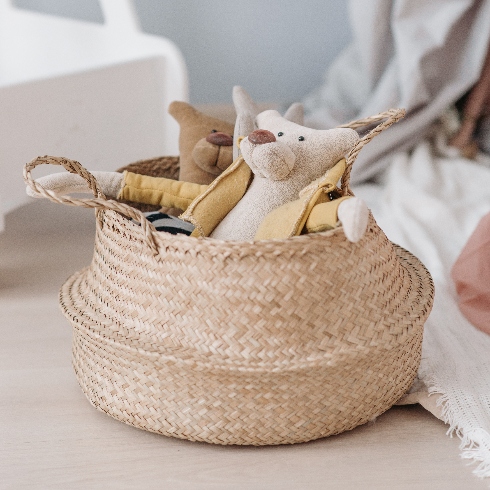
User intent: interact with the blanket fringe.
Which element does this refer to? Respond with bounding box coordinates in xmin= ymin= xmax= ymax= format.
xmin=422 ymin=372 xmax=490 ymax=479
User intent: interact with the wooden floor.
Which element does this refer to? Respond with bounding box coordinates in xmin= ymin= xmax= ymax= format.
xmin=0 ymin=200 xmax=487 ymax=489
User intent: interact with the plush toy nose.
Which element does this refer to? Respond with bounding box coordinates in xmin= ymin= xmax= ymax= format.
xmin=206 ymin=131 xmax=233 ymax=146
xmin=248 ymin=129 xmax=276 ymax=145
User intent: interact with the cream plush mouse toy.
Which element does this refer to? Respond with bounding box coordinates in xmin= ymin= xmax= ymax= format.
xmin=27 ymin=87 xmax=369 ymax=243
xmin=205 ymin=109 xmax=364 ymax=241
xmin=180 ymin=87 xmax=368 ymax=241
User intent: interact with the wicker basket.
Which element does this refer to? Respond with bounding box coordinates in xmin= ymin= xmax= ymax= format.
xmin=23 ymin=109 xmax=434 ymax=446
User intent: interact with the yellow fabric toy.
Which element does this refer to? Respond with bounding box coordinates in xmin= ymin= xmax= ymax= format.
xmin=118 ymin=157 xmax=352 ymax=240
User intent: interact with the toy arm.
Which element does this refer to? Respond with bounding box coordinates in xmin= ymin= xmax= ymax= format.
xmin=306 ymin=197 xmax=369 ymax=243
xmin=119 ymin=172 xmax=208 ymax=211
xmin=26 ymin=171 xmax=123 ymax=199
xmin=337 ymin=197 xmax=369 ymax=242
xmin=26 ymin=170 xmax=207 ymax=212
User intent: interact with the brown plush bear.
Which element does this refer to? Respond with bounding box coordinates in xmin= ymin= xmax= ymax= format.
xmin=116 ymin=101 xmax=235 ymax=214
xmin=168 ymin=101 xmax=235 ymax=185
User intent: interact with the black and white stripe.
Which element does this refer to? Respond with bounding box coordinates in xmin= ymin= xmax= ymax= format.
xmin=143 ymin=212 xmax=195 ymax=236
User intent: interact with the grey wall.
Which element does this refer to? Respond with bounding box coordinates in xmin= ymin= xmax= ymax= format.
xmin=13 ymin=0 xmax=351 ymax=105
xmin=14 ymin=0 xmax=104 ymax=22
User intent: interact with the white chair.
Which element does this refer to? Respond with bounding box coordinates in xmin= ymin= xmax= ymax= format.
xmin=0 ymin=0 xmax=188 ymax=230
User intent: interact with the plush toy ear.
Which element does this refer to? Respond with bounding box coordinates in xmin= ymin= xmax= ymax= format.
xmin=233 ymin=86 xmax=258 ymax=160
xmin=168 ymin=101 xmax=199 ymax=125
xmin=283 ymin=102 xmax=304 ymax=125
xmin=233 ymin=86 xmax=259 ymax=119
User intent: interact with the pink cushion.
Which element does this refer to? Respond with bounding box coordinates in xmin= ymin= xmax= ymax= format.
xmin=452 ymin=212 xmax=490 ymax=335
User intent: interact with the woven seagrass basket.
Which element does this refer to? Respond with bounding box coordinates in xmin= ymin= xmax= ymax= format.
xmin=24 ymin=109 xmax=434 ymax=446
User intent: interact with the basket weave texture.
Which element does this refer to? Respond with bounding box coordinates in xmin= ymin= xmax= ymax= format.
xmin=24 ymin=109 xmax=434 ymax=446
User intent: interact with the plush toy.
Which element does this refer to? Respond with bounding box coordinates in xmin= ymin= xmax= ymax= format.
xmin=27 ymin=87 xmax=368 ymax=243
xmin=189 ymin=104 xmax=362 ymax=241
xmin=168 ymin=101 xmax=234 ymax=185
xmin=116 ymin=101 xmax=235 ymax=215
xmin=179 ymin=86 xmax=367 ymax=242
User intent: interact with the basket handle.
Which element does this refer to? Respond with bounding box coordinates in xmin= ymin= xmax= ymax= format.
xmin=23 ymin=155 xmax=159 ymax=254
xmin=339 ymin=108 xmax=406 ymax=194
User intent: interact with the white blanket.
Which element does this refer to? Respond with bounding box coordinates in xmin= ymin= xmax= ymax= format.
xmin=354 ymin=135 xmax=490 ymax=477
xmin=304 ymin=0 xmax=490 ymax=185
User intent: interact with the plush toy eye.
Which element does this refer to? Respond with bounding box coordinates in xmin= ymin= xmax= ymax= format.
xmin=211 ymin=129 xmax=217 ymax=133
xmin=298 ymin=136 xmax=305 ymax=141
xmin=278 ymin=132 xmax=284 ymax=137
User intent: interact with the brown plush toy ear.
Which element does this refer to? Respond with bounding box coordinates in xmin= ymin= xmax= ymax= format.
xmin=168 ymin=101 xmax=235 ymax=185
